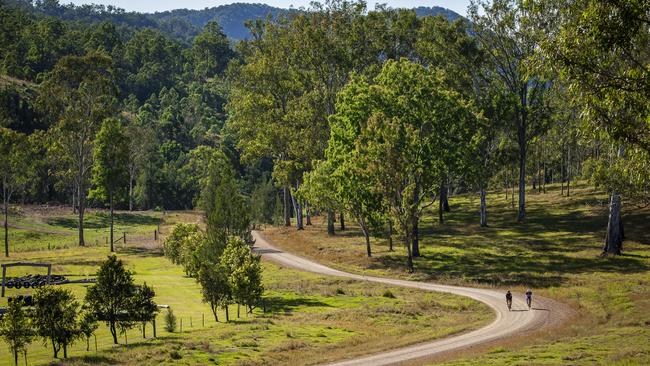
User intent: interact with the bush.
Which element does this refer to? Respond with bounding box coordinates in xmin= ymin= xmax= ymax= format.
xmin=336 ymin=288 xmax=346 ymax=295
xmin=163 ymin=223 xmax=200 ymax=265
xmin=164 ymin=308 xmax=177 ymax=332
xmin=382 ymin=290 xmax=396 ymax=299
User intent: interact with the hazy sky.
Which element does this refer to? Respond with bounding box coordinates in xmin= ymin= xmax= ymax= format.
xmin=66 ymin=0 xmax=472 ymax=16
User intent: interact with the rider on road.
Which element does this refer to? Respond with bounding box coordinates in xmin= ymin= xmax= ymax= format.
xmin=506 ymin=290 xmax=513 ymax=311
xmin=525 ymin=289 xmax=533 ymax=309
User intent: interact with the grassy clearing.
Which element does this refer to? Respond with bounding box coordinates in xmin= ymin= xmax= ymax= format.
xmin=263 ymin=182 xmax=650 ymax=365
xmin=5 ymin=205 xmax=163 ymax=252
xmin=0 ymin=210 xmax=490 ymax=365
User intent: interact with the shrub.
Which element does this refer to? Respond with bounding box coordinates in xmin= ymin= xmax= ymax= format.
xmin=165 ymin=308 xmax=177 ymax=332
xmin=382 ymin=290 xmax=396 ymax=299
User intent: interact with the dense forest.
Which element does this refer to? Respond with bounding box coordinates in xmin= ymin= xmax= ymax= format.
xmin=1 ymin=0 xmax=649 ymax=270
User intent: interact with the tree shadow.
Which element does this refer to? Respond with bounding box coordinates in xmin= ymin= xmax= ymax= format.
xmin=262 ymin=296 xmax=332 ymax=314
xmin=47 ymin=213 xmax=160 ymax=230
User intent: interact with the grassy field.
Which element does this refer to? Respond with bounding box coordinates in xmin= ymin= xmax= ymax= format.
xmin=263 ymin=182 xmax=650 ymax=365
xmin=0 ymin=209 xmax=490 ymax=365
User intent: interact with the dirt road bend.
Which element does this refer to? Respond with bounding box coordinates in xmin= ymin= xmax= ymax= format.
xmin=252 ymin=231 xmax=571 ymax=366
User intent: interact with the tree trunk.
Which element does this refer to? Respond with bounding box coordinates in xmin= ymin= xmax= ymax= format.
xmin=404 ymin=229 xmax=413 ymax=272
xmin=441 ymin=183 xmax=450 ymax=212
xmin=4 ymin=199 xmax=8 ymax=257
xmin=63 ymin=343 xmax=67 ymax=359
xmin=129 ymin=173 xmax=134 ymax=211
xmin=211 ymin=304 xmax=219 ymax=322
xmin=603 ymin=192 xmax=623 ymax=255
xmin=237 ymin=303 xmax=240 ymax=318
xmin=359 ymin=216 xmax=371 ymax=257
xmin=291 ymin=185 xmax=303 ymax=230
xmin=387 ymin=219 xmax=393 ymax=251
xmin=511 ymin=165 xmax=515 ymax=209
xmin=142 ymin=322 xmax=146 ymax=338
xmin=480 ymin=187 xmax=488 ymax=227
xmin=305 ymin=203 xmax=311 ymax=225
xmin=52 ymin=340 xmax=58 ymax=358
xmin=412 ymin=217 xmax=420 ymax=257
xmin=339 ymin=212 xmax=345 ymax=231
xmin=438 ymin=185 xmax=447 ymax=224
xmin=110 ymin=321 xmax=118 ymax=344
xmin=110 ymin=192 xmax=114 ymax=252
xmin=78 ymin=182 xmax=86 ymax=246
xmin=561 ymin=148 xmax=565 ymax=195
xmin=567 ymin=146 xmax=571 ymax=197
xmin=327 ymin=210 xmax=335 ymax=235
xmin=283 ymin=187 xmax=291 ymax=226
xmin=225 ymin=305 xmax=229 ymax=322
xmin=14 ymin=350 xmax=18 ymax=366
xmin=517 ymin=120 xmax=526 ymax=222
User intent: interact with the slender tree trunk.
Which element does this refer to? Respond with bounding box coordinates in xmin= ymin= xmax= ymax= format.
xmin=14 ymin=350 xmax=18 ymax=366
xmin=404 ymin=229 xmax=413 ymax=272
xmin=412 ymin=217 xmax=420 ymax=257
xmin=110 ymin=192 xmax=114 ymax=252
xmin=480 ymin=187 xmax=488 ymax=227
xmin=283 ymin=187 xmax=291 ymax=226
xmin=142 ymin=322 xmax=146 ymax=338
xmin=387 ymin=219 xmax=393 ymax=251
xmin=212 ymin=304 xmax=219 ymax=322
xmin=327 ymin=210 xmax=335 ymax=235
xmin=129 ymin=173 xmax=134 ymax=211
xmin=110 ymin=321 xmax=118 ymax=344
xmin=517 ymin=120 xmax=526 ymax=222
xmin=441 ymin=183 xmax=450 ymax=212
xmin=225 ymin=305 xmax=229 ymax=322
xmin=52 ymin=340 xmax=58 ymax=358
xmin=305 ymin=203 xmax=311 ymax=225
xmin=511 ymin=165 xmax=515 ymax=209
xmin=358 ymin=216 xmax=371 ymax=257
xmin=567 ymin=146 xmax=571 ymax=197
xmin=291 ymin=184 xmax=303 ymax=230
xmin=603 ymin=192 xmax=623 ymax=255
xmin=339 ymin=212 xmax=345 ymax=231
xmin=237 ymin=304 xmax=240 ymax=318
xmin=561 ymin=147 xmax=565 ymax=195
xmin=4 ymin=197 xmax=8 ymax=257
xmin=78 ymin=181 xmax=86 ymax=246
xmin=63 ymin=343 xmax=67 ymax=359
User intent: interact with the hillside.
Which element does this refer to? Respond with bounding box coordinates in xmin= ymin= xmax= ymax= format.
xmin=4 ymin=0 xmax=462 ymax=40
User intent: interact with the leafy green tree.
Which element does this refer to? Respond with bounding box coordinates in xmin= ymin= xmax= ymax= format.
xmin=78 ymin=308 xmax=98 ymax=352
xmin=197 ymin=262 xmax=231 ymax=321
xmin=0 ymin=128 xmax=31 ymax=257
xmin=220 ymin=236 xmax=263 ymax=314
xmin=163 ymin=223 xmax=201 ymax=265
xmin=202 ymin=151 xmax=250 ymax=248
xmin=130 ymin=282 xmax=158 ymax=338
xmin=33 ymin=286 xmax=80 ymax=359
xmin=469 ymin=0 xmax=550 ymax=222
xmin=191 ymin=21 xmax=233 ymax=81
xmin=341 ymin=59 xmax=478 ymax=271
xmin=531 ymin=0 xmax=650 ymax=254
xmin=85 ymin=255 xmax=137 ymax=344
xmin=164 ymin=308 xmax=176 ymax=332
xmin=90 ymin=118 xmax=130 ymax=252
xmin=0 ymin=299 xmax=34 ymax=366
xmin=39 ymin=51 xmax=118 ymax=246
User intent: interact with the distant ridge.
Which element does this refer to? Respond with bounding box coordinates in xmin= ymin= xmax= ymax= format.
xmin=5 ymin=1 xmax=462 ymax=40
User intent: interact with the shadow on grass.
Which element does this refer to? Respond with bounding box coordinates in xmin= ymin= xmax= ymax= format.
xmin=263 ymin=296 xmax=332 ymax=314
xmin=47 ymin=213 xmax=160 ymax=230
xmin=118 ymin=246 xmax=164 ymax=258
xmin=54 ymin=354 xmax=120 ymax=365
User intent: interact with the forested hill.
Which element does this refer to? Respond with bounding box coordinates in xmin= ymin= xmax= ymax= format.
xmin=150 ymin=3 xmax=462 ymax=40
xmin=4 ymin=1 xmax=461 ymax=40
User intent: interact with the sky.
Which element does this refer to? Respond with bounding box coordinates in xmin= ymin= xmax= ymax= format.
xmin=66 ymin=0 xmax=472 ymax=16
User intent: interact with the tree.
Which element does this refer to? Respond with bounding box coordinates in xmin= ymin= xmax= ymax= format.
xmin=532 ymin=0 xmax=650 ymax=254
xmin=90 ymin=118 xmax=129 ymax=252
xmin=221 ymin=236 xmax=263 ymax=314
xmin=197 ymin=262 xmax=231 ymax=322
xmin=343 ymin=59 xmax=478 ymax=271
xmin=39 ymin=51 xmax=118 ymax=246
xmin=0 ymin=299 xmax=34 ymax=366
xmin=469 ymin=0 xmax=550 ymax=222
xmin=191 ymin=21 xmax=234 ymax=81
xmin=163 ymin=223 xmax=201 ymax=266
xmin=0 ymin=128 xmax=31 ymax=257
xmin=32 ymin=286 xmax=80 ymax=359
xmin=85 ymin=255 xmax=137 ymax=344
xmin=202 ymin=152 xmax=250 ymax=247
xmin=130 ymin=282 xmax=158 ymax=338
xmin=78 ymin=308 xmax=98 ymax=352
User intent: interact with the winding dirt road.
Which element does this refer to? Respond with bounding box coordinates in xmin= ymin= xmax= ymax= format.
xmin=252 ymin=230 xmax=571 ymax=366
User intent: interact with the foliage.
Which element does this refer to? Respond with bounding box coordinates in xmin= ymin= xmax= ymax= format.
xmin=164 ymin=308 xmax=177 ymax=333
xmin=220 ymin=236 xmax=263 ymax=312
xmin=85 ymin=255 xmax=137 ymax=344
xmin=32 ymin=286 xmax=80 ymax=358
xmin=163 ymin=223 xmax=200 ymax=265
xmin=0 ymin=299 xmax=34 ymax=365
xmin=197 ymin=262 xmax=231 ymax=321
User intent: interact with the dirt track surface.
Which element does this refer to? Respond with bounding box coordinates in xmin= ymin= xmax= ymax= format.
xmin=252 ymin=230 xmax=573 ymax=366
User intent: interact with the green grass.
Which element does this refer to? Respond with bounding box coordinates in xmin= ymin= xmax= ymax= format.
xmin=264 ymin=182 xmax=650 ymax=365
xmin=5 ymin=206 xmax=163 ymax=252
xmin=0 ymin=210 xmax=491 ymax=365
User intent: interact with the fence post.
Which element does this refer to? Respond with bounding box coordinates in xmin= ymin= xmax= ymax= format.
xmin=123 ymin=232 xmax=126 ymax=244
xmin=153 ymin=319 xmax=157 ymax=338
xmin=154 ymin=230 xmax=157 ymax=241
